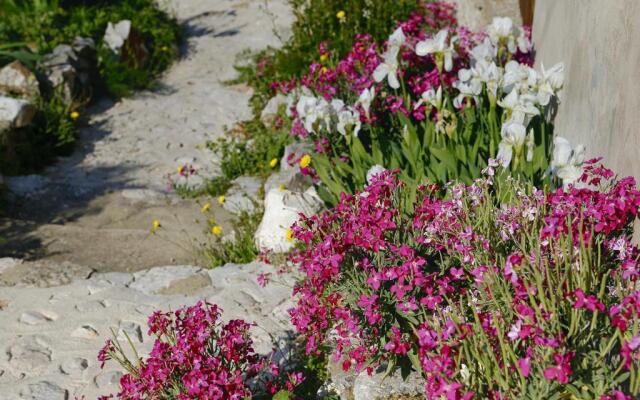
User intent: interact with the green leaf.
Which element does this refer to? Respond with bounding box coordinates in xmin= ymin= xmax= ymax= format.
xmin=430 ymin=146 xmax=458 ymax=174
xmin=399 ymin=356 xmax=412 ymax=381
xmin=272 ymin=390 xmax=292 ymax=400
xmin=455 ymin=143 xmax=467 ymax=164
xmin=371 ymin=137 xmax=385 ymax=165
xmin=407 ymin=350 xmax=423 ymax=374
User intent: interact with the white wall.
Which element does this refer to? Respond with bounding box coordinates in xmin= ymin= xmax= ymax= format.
xmin=532 ymin=0 xmax=640 ymax=179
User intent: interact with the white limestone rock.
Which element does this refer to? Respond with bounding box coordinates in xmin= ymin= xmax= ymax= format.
xmin=260 ymin=93 xmax=287 ymax=126
xmin=59 ymin=357 xmax=89 ymax=379
xmin=103 ymin=20 xmax=132 ymax=53
xmin=129 ymin=265 xmax=206 ymax=295
xmin=0 ymin=96 xmax=36 ymax=130
xmin=264 ymin=168 xmax=312 ymax=194
xmin=0 ymin=60 xmax=39 ymax=98
xmin=19 ymin=310 xmax=58 ymax=326
xmin=20 ymin=381 xmax=67 ymax=400
xmin=254 ymin=187 xmax=324 ymax=252
xmin=222 ymin=176 xmax=262 ymax=214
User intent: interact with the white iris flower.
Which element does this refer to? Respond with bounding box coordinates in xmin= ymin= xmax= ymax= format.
xmin=551 ymin=136 xmax=586 ymax=186
xmin=415 ymin=29 xmax=457 ymax=72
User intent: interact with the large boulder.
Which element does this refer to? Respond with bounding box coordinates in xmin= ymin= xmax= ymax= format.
xmin=72 ymin=36 xmax=97 ymax=61
xmin=254 ymin=186 xmax=324 ymax=252
xmin=42 ymin=37 xmax=95 ymax=105
xmin=0 ymin=60 xmax=39 ymax=98
xmin=0 ymin=96 xmax=36 ymax=131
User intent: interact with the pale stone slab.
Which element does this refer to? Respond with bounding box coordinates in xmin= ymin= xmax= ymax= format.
xmin=254 ymin=187 xmax=324 ymax=253
xmin=532 ymin=0 xmax=640 ymax=181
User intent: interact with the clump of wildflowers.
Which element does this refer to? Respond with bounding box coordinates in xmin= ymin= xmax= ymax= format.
xmin=98 ymin=301 xmax=302 ymax=399
xmin=289 ymin=161 xmax=640 ymax=398
xmin=271 ymin=1 xmax=566 ymax=204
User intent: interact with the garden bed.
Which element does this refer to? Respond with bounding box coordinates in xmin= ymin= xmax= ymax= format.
xmin=84 ymin=0 xmax=640 ymax=398
xmin=0 ymin=0 xmax=182 ymax=174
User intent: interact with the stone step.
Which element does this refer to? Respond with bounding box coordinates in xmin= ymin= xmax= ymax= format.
xmin=1 ymin=188 xmax=237 ymax=273
xmin=1 ymin=222 xmax=198 ymax=274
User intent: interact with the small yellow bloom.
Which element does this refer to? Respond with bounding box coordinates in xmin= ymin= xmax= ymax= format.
xmin=320 ymin=53 xmax=329 ymax=62
xmin=299 ymin=154 xmax=311 ymax=168
xmin=278 ymin=184 xmax=286 ymax=192
xmin=161 ymin=46 xmax=169 ymax=52
xmin=269 ymin=158 xmax=278 ymax=168
xmin=70 ymin=111 xmax=80 ymax=120
xmin=285 ymin=228 xmax=294 ymax=242
xmin=336 ymin=10 xmax=346 ymax=19
xmin=201 ymin=202 xmax=211 ymax=213
xmin=177 ymin=165 xmax=184 ymax=174
xmin=320 ymin=67 xmax=328 ymax=74
xmin=151 ymin=219 xmax=161 ymax=234
xmin=217 ymin=195 xmax=225 ymax=204
xmin=211 ymin=225 xmax=222 ymax=236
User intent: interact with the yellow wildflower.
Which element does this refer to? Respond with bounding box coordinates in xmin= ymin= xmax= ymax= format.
xmin=269 ymin=158 xmax=278 ymax=168
xmin=201 ymin=202 xmax=211 ymax=213
xmin=285 ymin=228 xmax=294 ymax=242
xmin=70 ymin=111 xmax=80 ymax=120
xmin=336 ymin=10 xmax=346 ymax=19
xmin=217 ymin=195 xmax=225 ymax=204
xmin=320 ymin=67 xmax=328 ymax=74
xmin=151 ymin=219 xmax=161 ymax=234
xmin=278 ymin=184 xmax=286 ymax=192
xmin=299 ymin=154 xmax=311 ymax=168
xmin=177 ymin=165 xmax=184 ymax=174
xmin=320 ymin=53 xmax=329 ymax=62
xmin=211 ymin=225 xmax=223 ymax=236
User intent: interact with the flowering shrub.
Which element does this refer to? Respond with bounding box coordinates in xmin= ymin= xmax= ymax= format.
xmin=274 ymin=3 xmax=570 ymax=205
xmin=97 ymin=301 xmax=302 ymax=399
xmin=217 ymin=1 xmax=446 ymax=197
xmin=234 ymin=0 xmax=432 ymax=113
xmin=289 ymin=161 xmax=640 ymax=398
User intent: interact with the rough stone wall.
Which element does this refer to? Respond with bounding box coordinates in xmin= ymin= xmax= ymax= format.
xmin=532 ymin=0 xmax=640 ymax=179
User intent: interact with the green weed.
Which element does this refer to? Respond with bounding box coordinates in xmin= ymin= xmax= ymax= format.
xmin=203 ymin=117 xmax=292 ymax=196
xmin=0 ymin=92 xmax=75 ymax=174
xmin=202 ymin=210 xmax=262 ymax=268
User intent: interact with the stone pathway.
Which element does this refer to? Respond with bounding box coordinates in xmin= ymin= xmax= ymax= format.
xmin=0 ymin=262 xmax=295 ymax=399
xmin=0 ymin=0 xmax=296 ymax=398
xmin=1 ymin=0 xmax=292 ymax=272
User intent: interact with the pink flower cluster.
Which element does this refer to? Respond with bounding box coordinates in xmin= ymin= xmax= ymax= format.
xmin=288 ymin=161 xmax=640 ymax=398
xmin=97 ymin=301 xmax=300 ymax=400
